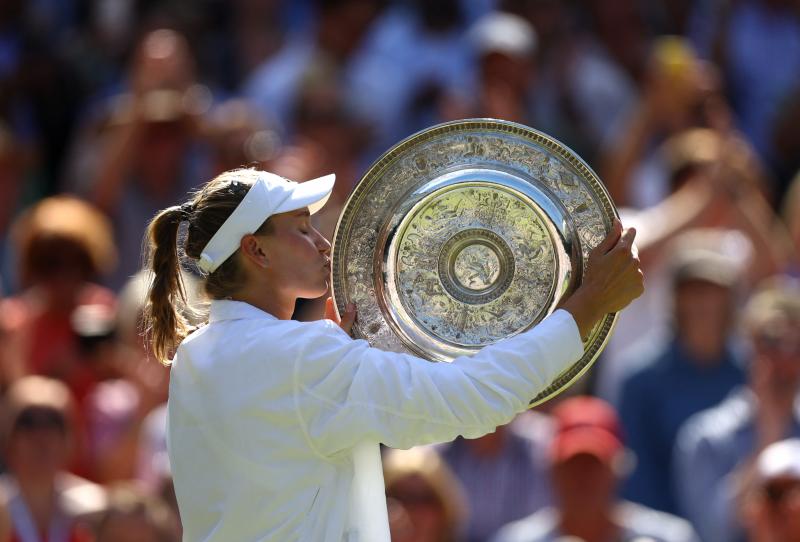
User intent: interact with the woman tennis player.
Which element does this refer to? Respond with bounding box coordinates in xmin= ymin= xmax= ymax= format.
xmin=144 ymin=168 xmax=643 ymax=541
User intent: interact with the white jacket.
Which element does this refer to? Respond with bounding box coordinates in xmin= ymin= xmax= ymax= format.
xmin=167 ymin=299 xmax=583 ymax=541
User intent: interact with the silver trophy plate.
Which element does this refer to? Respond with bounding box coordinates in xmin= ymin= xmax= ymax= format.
xmin=331 ymin=119 xmax=618 ymax=405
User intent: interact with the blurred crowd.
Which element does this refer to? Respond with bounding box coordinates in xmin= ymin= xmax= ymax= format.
xmin=1 ymin=0 xmax=800 ymax=541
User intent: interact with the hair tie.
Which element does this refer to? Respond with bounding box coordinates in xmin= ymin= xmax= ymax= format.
xmin=179 ymin=202 xmax=195 ymax=221
xmin=228 ymin=181 xmax=251 ymax=198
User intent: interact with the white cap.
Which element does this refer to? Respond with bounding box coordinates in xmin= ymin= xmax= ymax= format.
xmin=197 ymin=171 xmax=335 ymax=273
xmin=469 ymin=12 xmax=537 ymax=59
xmin=756 ymin=439 xmax=800 ymax=482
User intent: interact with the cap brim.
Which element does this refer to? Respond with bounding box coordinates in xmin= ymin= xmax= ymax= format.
xmin=274 ymin=174 xmax=336 ymax=215
xmin=756 ymin=439 xmax=800 ymax=482
xmin=552 ymin=428 xmax=622 ymax=464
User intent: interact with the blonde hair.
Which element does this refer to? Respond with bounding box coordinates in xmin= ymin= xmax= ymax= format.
xmin=12 ymin=196 xmax=116 ymax=286
xmin=97 ymin=483 xmax=179 ymax=542
xmin=742 ymin=277 xmax=800 ymax=336
xmin=143 ymin=168 xmax=273 ymax=364
xmin=383 ymin=447 xmax=468 ymax=542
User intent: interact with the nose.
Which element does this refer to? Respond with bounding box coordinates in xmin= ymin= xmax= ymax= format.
xmin=314 ymin=227 xmax=332 ymax=254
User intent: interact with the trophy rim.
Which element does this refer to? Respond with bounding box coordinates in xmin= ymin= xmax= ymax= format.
xmin=331 ymin=118 xmax=619 ymax=407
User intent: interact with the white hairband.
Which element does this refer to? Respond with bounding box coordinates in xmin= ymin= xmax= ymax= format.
xmin=196 ymin=171 xmax=335 ymax=273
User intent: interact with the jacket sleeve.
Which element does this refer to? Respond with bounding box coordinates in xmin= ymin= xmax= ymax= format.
xmin=292 ymin=309 xmax=584 ymax=457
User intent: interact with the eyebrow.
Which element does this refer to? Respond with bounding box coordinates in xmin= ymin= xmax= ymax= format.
xmin=291 ymin=209 xmax=311 ymax=217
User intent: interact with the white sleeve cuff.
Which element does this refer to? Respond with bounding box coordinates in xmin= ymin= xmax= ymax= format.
xmin=531 ymin=308 xmax=585 ymax=384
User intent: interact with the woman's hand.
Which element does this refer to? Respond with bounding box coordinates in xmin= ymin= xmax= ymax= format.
xmin=325 ymin=297 xmax=357 ymax=335
xmin=560 ymin=219 xmax=644 ymax=339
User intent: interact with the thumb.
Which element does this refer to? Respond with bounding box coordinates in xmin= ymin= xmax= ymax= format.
xmin=618 ymin=226 xmax=638 ymax=249
xmin=339 ymin=303 xmax=357 ymax=335
xmin=593 ymin=219 xmax=623 ymax=256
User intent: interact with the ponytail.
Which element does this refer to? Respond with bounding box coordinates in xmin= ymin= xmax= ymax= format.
xmin=143 ymin=205 xmax=192 ymax=364
xmin=142 ymin=168 xmax=275 ymax=363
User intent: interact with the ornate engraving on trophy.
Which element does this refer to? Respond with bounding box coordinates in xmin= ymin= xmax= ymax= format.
xmin=393 ymin=185 xmax=556 ymax=347
xmin=453 ymin=244 xmax=500 ymax=291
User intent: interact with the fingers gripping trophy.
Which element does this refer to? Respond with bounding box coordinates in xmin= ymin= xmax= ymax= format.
xmin=146 ymin=119 xmax=642 ymax=542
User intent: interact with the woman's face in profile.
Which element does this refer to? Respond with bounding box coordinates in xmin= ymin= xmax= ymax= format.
xmin=257 ymin=208 xmax=332 ymax=300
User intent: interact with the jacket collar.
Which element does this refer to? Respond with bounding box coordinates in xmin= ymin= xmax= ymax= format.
xmin=208 ymin=299 xmax=279 ymax=323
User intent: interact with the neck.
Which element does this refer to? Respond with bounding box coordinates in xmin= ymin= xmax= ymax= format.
xmin=468 ymin=428 xmax=507 ymax=458
xmin=679 ymin=335 xmax=725 ymax=365
xmin=28 ymin=285 xmax=79 ymax=314
xmin=233 ymin=283 xmax=296 ymax=320
xmin=559 ymin=506 xmax=618 ymax=542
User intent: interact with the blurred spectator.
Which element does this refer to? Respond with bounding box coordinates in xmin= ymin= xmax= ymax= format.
xmin=674 ymin=278 xmax=800 ymax=542
xmin=642 ymin=0 xmax=696 ymax=35
xmin=600 ymin=36 xmax=733 ymax=208
xmin=0 ymin=376 xmax=106 ymax=542
xmin=598 ymin=127 xmax=789 ymax=404
xmin=136 ymin=405 xmax=176 ymax=519
xmin=467 ymin=11 xmax=537 ymax=124
xmin=0 ymin=196 xmax=116 ymax=398
xmin=75 ymin=28 xmax=211 ymax=289
xmin=781 ymin=171 xmax=800 ymax=272
xmin=70 ymin=303 xmax=135 ymax=483
xmin=0 ymin=1 xmax=86 ymax=194
xmin=492 ymin=396 xmax=698 ymax=542
xmin=440 ymin=415 xmax=553 ymax=542
xmin=618 ymin=236 xmax=747 ymax=514
xmin=244 ymin=0 xmax=383 ymax=136
xmin=93 ymin=484 xmax=178 ymax=542
xmin=619 ymin=128 xmax=777 ymax=269
xmin=0 ymin=121 xmax=29 ymax=294
xmin=74 ymin=302 xmax=165 ymax=484
xmin=205 ymin=98 xmax=281 ymax=176
xmin=688 ymin=0 xmax=800 ymax=194
xmin=383 ymin=447 xmax=468 ymax=542
xmin=207 ymin=0 xmax=290 ymax=91
xmin=771 ymin=87 xmax=800 ymax=199
xmin=83 ymin=268 xmax=202 ymax=484
xmin=740 ymin=438 xmax=800 ymax=542
xmin=348 ymin=0 xmax=472 ymax=150
xmin=512 ymin=0 xmax=640 ymax=163
xmin=577 ymin=0 xmax=651 ymax=85
xmin=0 ymin=498 xmax=8 ymax=542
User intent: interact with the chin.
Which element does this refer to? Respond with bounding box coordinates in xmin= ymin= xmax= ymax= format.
xmin=299 ymin=282 xmax=329 ymax=300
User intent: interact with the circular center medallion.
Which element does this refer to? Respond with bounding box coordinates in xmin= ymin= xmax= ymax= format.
xmin=391 ymin=182 xmax=558 ymax=347
xmin=437 ymin=228 xmax=515 ymax=305
xmin=453 ymin=244 xmax=500 ymax=290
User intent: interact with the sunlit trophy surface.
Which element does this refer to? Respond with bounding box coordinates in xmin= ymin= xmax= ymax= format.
xmin=331 ymin=119 xmax=618 ymax=406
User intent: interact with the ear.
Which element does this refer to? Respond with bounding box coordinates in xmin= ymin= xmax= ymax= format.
xmin=240 ymin=234 xmax=270 ymax=268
